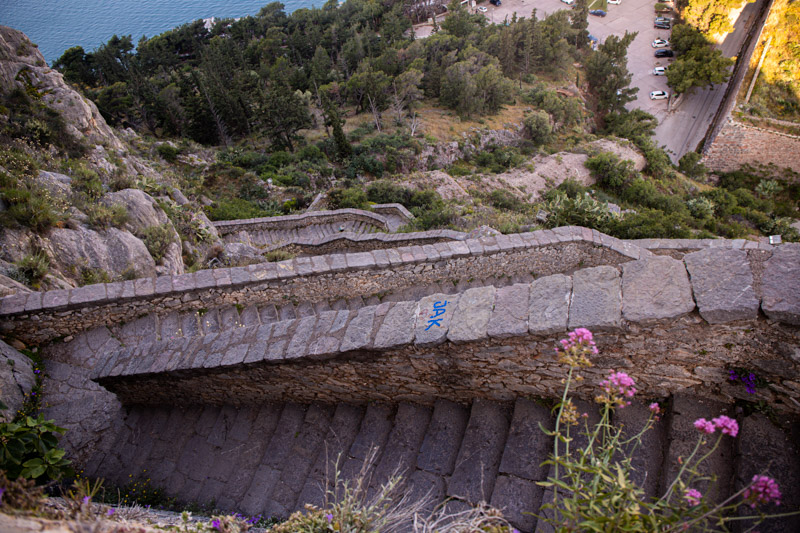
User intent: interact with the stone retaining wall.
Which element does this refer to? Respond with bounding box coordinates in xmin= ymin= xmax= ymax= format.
xmin=0 ymin=227 xmax=649 ymax=344
xmin=701 ymin=119 xmax=800 ymax=174
xmin=278 ymin=229 xmax=465 ymax=256
xmin=92 ymin=247 xmax=800 ymax=412
xmin=213 ymin=206 xmax=413 ymax=236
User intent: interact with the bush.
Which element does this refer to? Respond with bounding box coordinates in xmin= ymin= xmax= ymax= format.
xmin=523 ymin=110 xmax=553 ymax=146
xmin=156 ymin=143 xmax=180 ymax=163
xmin=542 ymin=191 xmax=616 ymax=232
xmin=585 ymin=153 xmax=637 ymax=193
xmin=71 ymin=166 xmax=103 ymax=200
xmin=489 ymin=189 xmax=526 ymax=211
xmin=0 ymin=402 xmax=72 ymax=482
xmin=139 ymin=224 xmax=174 ymax=264
xmin=686 ymin=197 xmax=715 ymax=220
xmin=678 ymin=151 xmax=707 ymax=179
xmin=86 ymin=204 xmax=129 ymax=229
xmin=11 ymin=252 xmax=50 ymax=288
xmin=328 ymin=187 xmax=369 ymax=210
xmin=610 ymin=209 xmax=692 ymax=239
xmin=206 ymin=198 xmax=272 ymax=221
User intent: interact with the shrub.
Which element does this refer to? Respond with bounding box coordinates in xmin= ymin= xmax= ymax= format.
xmin=0 ymin=471 xmax=45 ymax=511
xmin=538 ymin=328 xmax=791 ymax=531
xmin=71 ymin=166 xmax=103 ymax=200
xmin=585 ymin=152 xmax=638 ymax=193
xmin=489 ymin=189 xmax=526 ymax=211
xmin=542 ymin=191 xmax=616 ymax=232
xmin=0 ymin=403 xmax=72 ymax=482
xmin=366 ymin=181 xmax=412 ymax=205
xmin=524 ymin=110 xmax=553 ymax=146
xmin=686 ymin=197 xmax=715 ymax=220
xmin=264 ymin=250 xmax=296 ymax=263
xmin=328 ymin=187 xmax=369 ymax=210
xmin=156 ymin=143 xmax=180 ymax=163
xmin=11 ymin=251 xmax=50 ymax=288
xmin=678 ymin=151 xmax=707 ymax=179
xmin=206 ymin=198 xmax=272 ymax=221
xmin=139 ymin=224 xmax=174 ymax=264
xmin=86 ymin=204 xmax=129 ymax=229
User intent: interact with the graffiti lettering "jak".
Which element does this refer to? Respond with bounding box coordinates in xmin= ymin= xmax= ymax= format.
xmin=425 ymin=300 xmax=448 ymax=330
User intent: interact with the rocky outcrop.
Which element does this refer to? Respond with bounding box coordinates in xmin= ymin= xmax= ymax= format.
xmin=0 ymin=25 xmax=123 ymax=150
xmin=101 ymin=189 xmax=183 ymax=275
xmin=0 ymin=340 xmax=35 ymax=421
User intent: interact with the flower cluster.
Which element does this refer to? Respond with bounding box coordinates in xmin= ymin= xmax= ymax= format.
xmin=684 ymin=488 xmax=702 ymax=507
xmin=729 ymin=370 xmax=758 ymax=394
xmin=744 ymin=475 xmax=782 ymax=508
xmin=595 ymin=371 xmax=637 ymax=408
xmin=559 ymin=398 xmax=587 ymax=427
xmin=556 ymin=328 xmax=596 ymax=368
xmin=648 ymin=402 xmax=662 ymax=421
xmin=693 ymin=415 xmax=739 ymax=437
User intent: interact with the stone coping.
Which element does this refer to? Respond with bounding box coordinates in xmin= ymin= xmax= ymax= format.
xmin=90 ymin=253 xmax=800 ymax=407
xmin=261 ymin=229 xmax=466 ymax=254
xmin=626 ymin=238 xmax=775 ymax=252
xmin=213 ymin=207 xmax=410 ymax=235
xmin=0 ymin=227 xmax=646 ymax=321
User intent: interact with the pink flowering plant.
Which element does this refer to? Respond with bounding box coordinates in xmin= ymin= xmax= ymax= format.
xmin=537 ymin=328 xmax=797 ymax=532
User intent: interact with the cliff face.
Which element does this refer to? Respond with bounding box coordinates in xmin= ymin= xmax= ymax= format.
xmin=0 ymin=25 xmax=123 ymax=150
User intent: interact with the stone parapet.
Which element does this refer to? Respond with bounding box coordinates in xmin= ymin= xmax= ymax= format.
xmin=0 ymin=227 xmax=650 ymax=344
xmin=91 ymin=255 xmax=800 ymax=412
xmin=212 ymin=208 xmax=409 ymax=236
xmin=270 ymin=229 xmax=465 ymax=256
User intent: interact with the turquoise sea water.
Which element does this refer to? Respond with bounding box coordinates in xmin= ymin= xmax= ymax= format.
xmin=0 ymin=0 xmax=316 ymax=64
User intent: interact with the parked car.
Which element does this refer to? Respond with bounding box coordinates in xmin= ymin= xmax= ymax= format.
xmin=560 ymin=0 xmax=575 ymax=4
xmin=478 ymin=5 xmax=488 ymax=12
xmin=653 ymin=67 xmax=666 ymax=75
xmin=490 ymin=0 xmax=502 ymax=5
xmin=655 ymin=49 xmax=674 ymax=58
xmin=608 ymin=0 xmax=621 ymax=4
xmin=589 ymin=9 xmax=607 ymax=16
xmin=652 ymin=38 xmax=670 ymax=48
xmin=650 ymin=90 xmax=669 ymax=100
xmin=654 ymin=17 xmax=671 ymax=29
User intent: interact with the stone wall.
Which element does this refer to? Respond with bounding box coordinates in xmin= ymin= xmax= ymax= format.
xmin=0 ymin=227 xmax=650 ymax=344
xmin=701 ymin=118 xmax=800 ymax=174
xmin=213 ymin=205 xmax=412 ymax=236
xmin=278 ymin=229 xmax=464 ymax=256
xmin=91 ymin=247 xmax=800 ymax=412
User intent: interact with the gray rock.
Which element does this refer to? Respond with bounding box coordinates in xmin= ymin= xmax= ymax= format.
xmin=46 ymin=225 xmax=156 ymax=283
xmin=447 ymin=286 xmax=496 ymax=343
xmin=341 ymin=308 xmax=375 ymax=351
xmin=499 ymin=398 xmax=553 ymax=482
xmin=568 ymin=266 xmax=621 ymax=330
xmin=488 ymin=284 xmax=530 ymax=338
xmin=684 ymin=248 xmax=759 ymax=323
xmin=223 ymin=243 xmax=263 ymax=267
xmin=447 ymin=400 xmax=510 ymax=504
xmin=490 ymin=475 xmax=539 ymax=533
xmin=415 ymin=293 xmax=460 ymax=346
xmin=416 ymin=400 xmax=470 ymax=476
xmin=374 ymin=302 xmax=416 ymax=350
xmin=0 ymin=340 xmax=36 ymax=421
xmin=529 ymin=274 xmax=572 ymax=335
xmin=622 ymin=256 xmax=694 ymax=322
xmin=761 ymin=243 xmax=800 ymax=325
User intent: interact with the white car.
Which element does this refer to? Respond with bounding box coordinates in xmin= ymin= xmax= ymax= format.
xmin=561 ymin=0 xmax=575 ymax=5
xmin=478 ymin=6 xmax=488 ymax=12
xmin=652 ymin=39 xmax=670 ymax=48
xmin=650 ymin=90 xmax=669 ymax=100
xmin=608 ymin=0 xmax=621 ymax=4
xmin=653 ymin=67 xmax=666 ymax=75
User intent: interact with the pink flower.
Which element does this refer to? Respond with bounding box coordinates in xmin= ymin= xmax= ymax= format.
xmin=684 ymin=488 xmax=702 ymax=506
xmin=693 ymin=418 xmax=715 ymax=434
xmin=712 ymin=415 xmax=738 ymax=437
xmin=649 ymin=402 xmax=661 ymax=420
xmin=744 ymin=475 xmax=781 ymax=508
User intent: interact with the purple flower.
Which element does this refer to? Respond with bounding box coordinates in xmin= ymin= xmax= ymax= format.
xmin=326 ymin=513 xmax=333 ymax=522
xmin=744 ymin=475 xmax=781 ymax=508
xmin=211 ymin=519 xmax=221 ymax=530
xmin=729 ymin=370 xmax=738 ymax=381
xmin=0 ymin=487 xmax=5 ymax=502
xmin=684 ymin=488 xmax=702 ymax=506
xmin=693 ymin=418 xmax=715 ymax=434
xmin=712 ymin=415 xmax=739 ymax=437
xmin=34 ymin=369 xmax=40 ymax=374
xmin=107 ymin=508 xmax=115 ymax=517
xmin=82 ymin=496 xmax=90 ymax=504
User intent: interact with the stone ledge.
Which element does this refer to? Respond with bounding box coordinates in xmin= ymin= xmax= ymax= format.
xmin=212 ymin=208 xmax=396 ymax=235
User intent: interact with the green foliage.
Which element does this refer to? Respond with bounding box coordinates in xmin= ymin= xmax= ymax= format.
xmin=678 ymin=151 xmax=707 ymax=178
xmin=523 ymin=84 xmax=583 ymax=132
xmin=79 ymin=267 xmax=112 ymax=286
xmin=139 ymin=224 xmax=175 ymax=264
xmin=542 ymin=191 xmax=616 ymax=231
xmin=489 ymin=189 xmax=526 ymax=212
xmin=328 ymin=187 xmax=369 ymax=210
xmin=585 ymin=32 xmax=638 ymax=115
xmin=472 ymin=146 xmax=526 ymax=174
xmin=602 ymin=109 xmax=658 ymax=143
xmin=584 ymin=152 xmax=638 ymax=193
xmin=666 ymin=25 xmax=733 ymax=95
xmin=205 ymin=198 xmax=273 ymax=221
xmin=11 ymin=252 xmax=50 ymax=288
xmin=0 ymin=88 xmax=85 ymax=156
xmin=755 ymin=179 xmax=783 ymax=199
xmin=86 ymin=203 xmax=129 ymax=229
xmin=611 ymin=209 xmax=693 ymax=239
xmin=156 ymin=143 xmax=180 ymax=162
xmin=686 ymin=197 xmax=716 ymax=220
xmin=523 ymin=111 xmax=553 ymax=146
xmin=264 ymin=250 xmax=296 ymax=263
xmin=0 ymin=409 xmax=72 ymax=482
xmin=680 ymin=0 xmax=745 ymax=36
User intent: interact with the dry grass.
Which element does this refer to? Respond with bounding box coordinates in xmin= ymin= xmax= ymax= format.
xmin=415 ymin=103 xmax=530 ymax=142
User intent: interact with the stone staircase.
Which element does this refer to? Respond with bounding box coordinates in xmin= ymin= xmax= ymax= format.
xmin=83 ymin=394 xmax=799 ymax=532
xmin=221 ymin=219 xmax=383 ymax=248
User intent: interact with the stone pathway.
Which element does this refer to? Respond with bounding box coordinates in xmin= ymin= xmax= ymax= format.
xmin=80 ymin=394 xmax=799 ymax=533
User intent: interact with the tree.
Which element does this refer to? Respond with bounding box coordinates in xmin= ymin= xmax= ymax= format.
xmin=602 ymin=109 xmax=658 ymax=141
xmin=390 ymin=69 xmax=424 ymax=125
xmin=571 ymin=0 xmax=590 ymax=49
xmin=524 ymin=111 xmax=552 ymax=146
xmin=53 ymin=46 xmax=95 ymax=86
xmin=665 ymin=46 xmax=733 ymax=94
xmin=585 ymin=32 xmax=638 ymax=116
xmin=320 ymin=88 xmax=352 ymax=160
xmin=257 ymin=81 xmax=312 ymax=151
